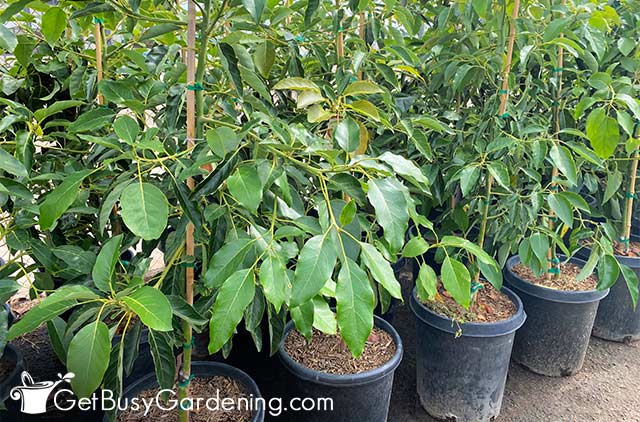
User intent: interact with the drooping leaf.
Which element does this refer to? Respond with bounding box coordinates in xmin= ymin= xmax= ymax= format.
xmin=367 ymin=178 xmax=409 ymax=253
xmin=549 ymin=145 xmax=577 ymax=187
xmin=228 ymin=165 xmax=263 ymax=213
xmin=416 ymin=264 xmax=438 ymax=302
xmin=0 ymin=148 xmax=28 ymax=178
xmin=139 ymin=23 xmax=181 ymax=41
xmin=148 ymin=330 xmax=175 ymax=391
xmin=92 ymin=234 xmax=123 ymax=293
xmin=586 ymin=108 xmax=619 ymax=159
xmin=548 ymin=194 xmax=573 ymax=228
xmin=312 ymin=297 xmax=337 ymax=334
xmin=336 ymin=258 xmax=375 ymax=357
xmin=208 ymin=269 xmax=256 ymax=353
xmin=290 ymin=233 xmax=338 ymax=307
xmin=259 ymin=253 xmax=289 ymax=312
xmin=597 ymin=254 xmax=620 ymax=291
xmin=441 ymin=256 xmax=471 ymax=308
xmin=203 ymin=238 xmax=254 ymax=289
xmin=68 ymin=321 xmax=111 ymax=398
xmin=360 ymin=242 xmax=402 ymax=299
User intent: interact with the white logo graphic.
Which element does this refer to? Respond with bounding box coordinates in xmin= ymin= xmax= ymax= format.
xmin=9 ymin=371 xmax=75 ymax=414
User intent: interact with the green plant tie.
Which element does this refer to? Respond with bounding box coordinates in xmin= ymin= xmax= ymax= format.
xmin=471 ymin=282 xmax=484 ymax=294
xmin=499 ymin=113 xmax=510 ymax=119
xmin=552 ymin=67 xmax=563 ymax=73
xmin=548 ymin=267 xmax=561 ymax=274
xmin=93 ymin=17 xmax=104 ymax=24
xmin=178 ymin=374 xmax=195 ymax=388
xmin=552 ymin=101 xmax=559 ymax=106
xmin=183 ymin=337 xmax=196 ymax=349
xmin=186 ymin=83 xmax=204 ymax=91
xmin=620 ymin=237 xmax=630 ymax=245
xmin=295 ymin=35 xmax=305 ymax=42
xmin=625 ymin=192 xmax=637 ymax=199
xmin=339 ymin=26 xmax=344 ymax=32
xmin=121 ymin=260 xmax=130 ymax=267
xmin=548 ymin=257 xmax=560 ymax=264
xmin=549 ymin=184 xmax=559 ymax=191
xmin=498 ymin=89 xmax=508 ymax=94
xmin=181 ymin=261 xmax=196 ymax=268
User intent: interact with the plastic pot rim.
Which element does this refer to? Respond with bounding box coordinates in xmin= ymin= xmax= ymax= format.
xmin=504 ymin=255 xmax=609 ymax=304
xmin=409 ymin=285 xmax=526 ymax=337
xmin=277 ymin=315 xmax=403 ymax=388
xmin=120 ymin=361 xmax=264 ymax=422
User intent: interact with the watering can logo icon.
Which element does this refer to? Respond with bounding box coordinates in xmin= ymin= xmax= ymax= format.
xmin=9 ymin=371 xmax=75 ymax=414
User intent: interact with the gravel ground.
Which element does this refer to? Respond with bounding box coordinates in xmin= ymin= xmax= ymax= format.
xmin=389 ymin=268 xmax=640 ymax=422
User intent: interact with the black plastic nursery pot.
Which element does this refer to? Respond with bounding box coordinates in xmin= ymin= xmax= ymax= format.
xmin=116 ymin=361 xmax=264 ymax=421
xmin=410 ymin=286 xmax=526 ymax=422
xmin=580 ymin=236 xmax=640 ymax=343
xmin=0 ymin=345 xmax=25 ymax=403
xmin=504 ymin=255 xmax=609 ymax=377
xmin=277 ymin=315 xmax=403 ymax=422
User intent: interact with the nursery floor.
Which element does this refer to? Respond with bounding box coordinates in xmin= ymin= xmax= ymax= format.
xmin=388 ymin=268 xmax=640 ymax=422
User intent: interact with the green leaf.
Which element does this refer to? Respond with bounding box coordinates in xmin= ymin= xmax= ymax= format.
xmin=416 ymin=264 xmax=438 ymax=302
xmin=167 ymin=295 xmax=208 ymax=327
xmin=68 ymin=108 xmax=115 ymax=133
xmin=122 ymin=286 xmax=173 ymax=331
xmin=291 ymin=300 xmax=314 ymax=339
xmin=68 ymin=321 xmax=111 ymax=398
xmin=336 ymin=258 xmax=375 ymax=357
xmin=0 ymin=24 xmax=17 ymax=52
xmin=113 ymin=116 xmax=140 ymax=144
xmin=305 ymin=0 xmax=320 ymax=26
xmin=343 ymin=81 xmax=383 ymax=96
xmin=47 ymin=317 xmax=70 ymax=364
xmin=367 ymin=178 xmax=409 ymax=253
xmin=99 ymin=180 xmax=131 ymax=234
xmin=259 ymin=253 xmax=289 ymax=313
xmin=549 ymin=145 xmax=577 ymax=187
xmin=0 ymin=148 xmax=28 ymax=178
xmin=291 ymin=233 xmax=337 ymax=307
xmin=378 ymin=152 xmax=429 ymax=186
xmin=312 ymin=297 xmax=336 ymax=334
xmin=254 ymin=41 xmax=275 ymax=78
xmin=34 ymin=100 xmax=83 ymax=123
xmin=204 ymin=238 xmax=254 ymax=289
xmin=487 ymin=162 xmax=510 ymax=190
xmin=0 ymin=279 xmax=20 ymax=303
xmin=603 ymin=170 xmax=623 ymax=204
xmin=296 ymin=90 xmax=326 ymax=109
xmin=206 ymin=127 xmax=240 ymax=158
xmin=597 ymin=254 xmax=619 ymax=290
xmin=334 ymin=117 xmax=360 ymax=153
xmin=402 ymin=237 xmax=429 ymax=258
xmin=360 ymin=242 xmax=402 ymax=300
xmin=441 ymin=256 xmax=471 ymax=308
xmin=348 ymin=99 xmax=381 ymax=121
xmin=479 ymin=260 xmax=503 ymax=290
xmin=529 ymin=233 xmax=549 ymax=266
xmin=218 ymin=43 xmax=243 ymax=97
xmin=339 ymin=200 xmax=357 ymax=226
xmin=139 ymin=23 xmax=180 ymax=41
xmin=273 ymin=77 xmax=320 ymax=92
xmin=620 ymin=264 xmax=639 ymax=308
xmin=412 ymin=116 xmax=454 ymax=134
xmin=39 ymin=170 xmax=91 ymax=230
xmin=241 ymin=0 xmax=265 ymax=22
xmin=148 ymin=330 xmax=175 ymax=391
xmin=92 ymin=235 xmax=123 ymax=293
xmin=120 ymin=182 xmax=168 ymax=240
xmin=42 ymin=7 xmax=66 ymax=45
xmin=459 ymin=165 xmax=480 ymax=197
xmin=228 ymin=165 xmax=263 ymax=213
xmin=586 ymin=108 xmax=619 ymax=159
xmin=548 ymin=194 xmax=573 ymax=228
xmin=208 ymin=269 xmax=256 ymax=353
xmin=615 ymin=93 xmax=640 ymax=120
xmin=576 ymin=248 xmax=599 ymax=281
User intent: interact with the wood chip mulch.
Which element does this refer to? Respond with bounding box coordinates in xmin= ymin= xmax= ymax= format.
xmin=614 ymin=240 xmax=640 ymax=257
xmin=512 ymin=262 xmax=597 ymax=291
xmin=118 ymin=376 xmax=253 ymax=422
xmin=422 ymin=281 xmax=517 ymax=323
xmin=284 ymin=327 xmax=396 ymax=375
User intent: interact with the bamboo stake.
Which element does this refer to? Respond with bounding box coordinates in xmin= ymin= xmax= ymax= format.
xmin=623 ymin=133 xmax=639 ymax=254
xmin=94 ymin=20 xmax=104 ymax=105
xmin=177 ymin=1 xmax=196 ymax=420
xmin=357 ymin=11 xmax=365 ymax=80
xmin=474 ymin=0 xmax=520 ymax=283
xmin=546 ymin=0 xmax=565 ymax=278
xmin=336 ymin=0 xmax=344 ymax=59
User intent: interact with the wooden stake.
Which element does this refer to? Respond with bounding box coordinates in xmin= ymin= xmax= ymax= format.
xmin=178 ymin=1 xmax=196 ymax=420
xmin=547 ymin=0 xmax=565 ymax=278
xmin=336 ymin=0 xmax=344 ymax=60
xmin=475 ymin=0 xmax=520 ymax=283
xmin=357 ymin=11 xmax=365 ymax=80
xmin=623 ymin=143 xmax=639 ymax=254
xmin=94 ymin=20 xmax=104 ymax=105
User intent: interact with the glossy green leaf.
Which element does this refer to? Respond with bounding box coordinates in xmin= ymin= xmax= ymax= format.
xmin=620 ymin=264 xmax=639 ymax=308
xmin=113 ymin=116 xmax=140 ymax=144
xmin=548 ymin=194 xmax=573 ymax=228
xmin=459 ymin=165 xmax=480 ymax=197
xmin=42 ymin=7 xmax=66 ymax=45
xmin=487 ymin=162 xmax=510 ymax=190
xmin=334 ymin=117 xmax=360 ymax=153
xmin=208 ymin=269 xmax=256 ymax=353
xmin=227 ymin=165 xmax=263 ymax=213
xmin=259 ymin=253 xmax=289 ymax=313
xmin=360 ymin=242 xmax=402 ymax=300
xmin=312 ymin=297 xmax=337 ymax=335
xmin=68 ymin=321 xmax=111 ymax=398
xmin=39 ymin=170 xmax=91 ymax=230
xmin=0 ymin=148 xmax=28 ymax=178
xmin=343 ymin=81 xmax=383 ymax=96
xmin=241 ymin=0 xmax=265 ymax=22
xmin=367 ymin=178 xmax=409 ymax=253
xmin=597 ymin=254 xmax=620 ymax=291
xmin=0 ymin=24 xmax=17 ymax=52
xmin=122 ymin=286 xmax=173 ymax=331
xmin=416 ymin=264 xmax=437 ymax=302
xmin=139 ymin=23 xmax=180 ymax=41
xmin=586 ymin=108 xmax=619 ymax=159
xmin=291 ymin=234 xmax=337 ymax=307
xmin=120 ymin=182 xmax=168 ymax=240
xmin=148 ymin=330 xmax=175 ymax=391
xmin=549 ymin=145 xmax=577 ymax=187
xmin=204 ymin=238 xmax=254 ymax=289
xmin=441 ymin=256 xmax=471 ymax=308
xmin=336 ymin=258 xmax=375 ymax=357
